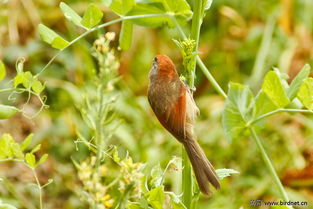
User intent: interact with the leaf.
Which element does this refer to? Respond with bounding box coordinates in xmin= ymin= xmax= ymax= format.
xmin=254 ymin=91 xmax=278 ymax=117
xmin=222 ymin=83 xmax=254 ymax=141
xmin=0 ymin=60 xmax=6 ymax=81
xmin=0 ymin=134 xmax=15 ymax=158
xmin=0 ymin=202 xmax=18 ymax=209
xmin=21 ymin=72 xmax=33 ymax=88
xmin=0 ymin=105 xmax=21 ymax=119
xmin=38 ymin=24 xmax=69 ymax=49
xmin=102 ymin=0 xmax=112 ymax=7
xmin=25 ymin=153 xmax=36 ymax=168
xmin=127 ymin=3 xmax=171 ymax=28
xmin=160 ymin=0 xmax=192 ymax=19
xmin=21 ymin=134 xmax=33 ymax=151
xmin=112 ymin=146 xmax=120 ymax=163
xmin=59 ymin=2 xmax=84 ymax=28
xmin=168 ymin=192 xmax=187 ymax=209
xmin=150 ymin=164 xmax=163 ymax=188
xmin=204 ymin=0 xmax=213 ymax=11
xmin=127 ymin=202 xmax=144 ymax=209
xmin=36 ymin=154 xmax=48 ymax=166
xmin=262 ymin=71 xmax=290 ymax=108
xmin=31 ymin=144 xmax=41 ymax=154
xmin=11 ymin=143 xmax=24 ymax=159
xmin=288 ymin=64 xmax=311 ymax=100
xmin=32 ymin=80 xmax=45 ymax=94
xmin=145 ymin=186 xmax=164 ymax=209
xmin=216 ymin=168 xmax=239 ymax=180
xmin=297 ymin=77 xmax=313 ymax=110
xmin=51 ymin=37 xmax=70 ymax=50
xmin=119 ymin=20 xmax=133 ymax=51
xmin=110 ymin=0 xmax=135 ymax=15
xmin=81 ymin=4 xmax=103 ymax=28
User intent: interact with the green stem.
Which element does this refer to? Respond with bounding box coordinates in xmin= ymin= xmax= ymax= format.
xmin=250 ymin=108 xmax=313 ymax=125
xmin=171 ymin=17 xmax=227 ymax=98
xmin=35 ymin=14 xmax=168 ymax=77
xmin=32 ymin=169 xmax=43 ymax=209
xmin=181 ymin=0 xmax=204 ymax=207
xmin=250 ymin=127 xmax=291 ymax=205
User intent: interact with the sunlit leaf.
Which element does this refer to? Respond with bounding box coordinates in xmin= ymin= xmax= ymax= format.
xmin=297 ymin=77 xmax=313 ymax=110
xmin=21 ymin=72 xmax=33 ymax=89
xmin=127 ymin=202 xmax=144 ymax=209
xmin=288 ymin=64 xmax=311 ymax=100
xmin=0 ymin=60 xmax=6 ymax=81
xmin=38 ymin=24 xmax=69 ymax=49
xmin=110 ymin=0 xmax=135 ymax=15
xmin=262 ymin=71 xmax=290 ymax=108
xmin=128 ymin=3 xmax=171 ymax=28
xmin=31 ymin=144 xmax=41 ymax=154
xmin=0 ymin=134 xmax=14 ymax=158
xmin=0 ymin=105 xmax=21 ymax=120
xmin=81 ymin=4 xmax=103 ymax=28
xmin=51 ymin=37 xmax=70 ymax=50
xmin=254 ymin=91 xmax=277 ymax=117
xmin=36 ymin=154 xmax=48 ymax=166
xmin=119 ymin=20 xmax=133 ymax=51
xmin=21 ymin=133 xmax=33 ymax=151
xmin=216 ymin=168 xmax=239 ymax=180
xmin=60 ymin=2 xmax=84 ymax=28
xmin=25 ymin=153 xmax=36 ymax=168
xmin=145 ymin=186 xmax=164 ymax=209
xmin=222 ymin=83 xmax=254 ymax=141
xmin=168 ymin=192 xmax=187 ymax=209
xmin=32 ymin=80 xmax=45 ymax=94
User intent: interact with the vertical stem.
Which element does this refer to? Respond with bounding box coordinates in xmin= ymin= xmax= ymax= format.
xmin=182 ymin=0 xmax=204 ymax=207
xmin=32 ymin=169 xmax=43 ymax=209
xmin=250 ymin=127 xmax=292 ymax=205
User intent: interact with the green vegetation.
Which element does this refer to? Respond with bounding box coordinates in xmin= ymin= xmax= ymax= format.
xmin=0 ymin=0 xmax=313 ymax=208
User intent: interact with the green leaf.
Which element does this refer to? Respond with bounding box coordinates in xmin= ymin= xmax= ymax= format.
xmin=128 ymin=3 xmax=170 ymax=28
xmin=216 ymin=168 xmax=239 ymax=180
xmin=21 ymin=72 xmax=33 ymax=88
xmin=0 ymin=60 xmax=6 ymax=81
xmin=0 ymin=201 xmax=18 ymax=209
xmin=32 ymin=80 xmax=45 ymax=94
xmin=150 ymin=164 xmax=163 ymax=188
xmin=31 ymin=144 xmax=41 ymax=154
xmin=0 ymin=105 xmax=21 ymax=119
xmin=51 ymin=36 xmax=70 ymax=50
xmin=25 ymin=153 xmax=36 ymax=168
xmin=287 ymin=64 xmax=311 ymax=100
xmin=254 ymin=91 xmax=278 ymax=117
xmin=119 ymin=20 xmax=133 ymax=51
xmin=297 ymin=77 xmax=313 ymax=110
xmin=11 ymin=143 xmax=24 ymax=158
xmin=127 ymin=202 xmax=144 ymax=209
xmin=168 ymin=192 xmax=187 ymax=209
xmin=21 ymin=133 xmax=33 ymax=151
xmin=81 ymin=4 xmax=103 ymax=28
xmin=0 ymin=134 xmax=15 ymax=158
xmin=38 ymin=24 xmax=69 ymax=49
xmin=222 ymin=83 xmax=254 ymax=141
xmin=112 ymin=146 xmax=120 ymax=163
xmin=145 ymin=186 xmax=164 ymax=209
xmin=59 ymin=2 xmax=84 ymax=28
xmin=13 ymin=74 xmax=24 ymax=87
xmin=36 ymin=154 xmax=48 ymax=166
xmin=160 ymin=0 xmax=192 ymax=18
xmin=262 ymin=71 xmax=290 ymax=108
xmin=110 ymin=0 xmax=135 ymax=15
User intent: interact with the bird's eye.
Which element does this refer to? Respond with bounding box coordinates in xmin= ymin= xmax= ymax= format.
xmin=153 ymin=57 xmax=158 ymax=63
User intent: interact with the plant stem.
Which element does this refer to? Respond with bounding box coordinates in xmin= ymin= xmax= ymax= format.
xmin=250 ymin=108 xmax=313 ymax=125
xmin=181 ymin=0 xmax=204 ymax=207
xmin=32 ymin=169 xmax=43 ymax=209
xmin=249 ymin=127 xmax=291 ymax=205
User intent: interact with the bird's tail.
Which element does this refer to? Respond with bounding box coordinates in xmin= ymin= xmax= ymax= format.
xmin=183 ymin=139 xmax=220 ymax=195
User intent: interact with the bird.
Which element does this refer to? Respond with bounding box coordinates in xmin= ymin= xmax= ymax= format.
xmin=147 ymin=54 xmax=220 ymax=195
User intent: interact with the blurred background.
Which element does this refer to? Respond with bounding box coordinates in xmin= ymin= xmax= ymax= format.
xmin=0 ymin=0 xmax=313 ymax=208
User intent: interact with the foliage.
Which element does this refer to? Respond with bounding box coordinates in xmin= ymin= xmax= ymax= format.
xmin=0 ymin=0 xmax=313 ymax=208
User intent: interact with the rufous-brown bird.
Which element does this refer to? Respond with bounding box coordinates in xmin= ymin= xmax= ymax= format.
xmin=147 ymin=55 xmax=220 ymax=195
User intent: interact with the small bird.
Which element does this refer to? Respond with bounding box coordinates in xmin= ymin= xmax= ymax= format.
xmin=147 ymin=55 xmax=220 ymax=195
